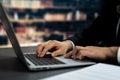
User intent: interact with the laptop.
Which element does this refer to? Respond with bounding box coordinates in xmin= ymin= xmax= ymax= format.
xmin=0 ymin=4 xmax=95 ymax=71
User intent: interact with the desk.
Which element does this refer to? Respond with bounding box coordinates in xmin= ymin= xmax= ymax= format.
xmin=0 ymin=46 xmax=87 ymax=80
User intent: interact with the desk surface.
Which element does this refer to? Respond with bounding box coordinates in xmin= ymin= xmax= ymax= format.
xmin=0 ymin=46 xmax=88 ymax=80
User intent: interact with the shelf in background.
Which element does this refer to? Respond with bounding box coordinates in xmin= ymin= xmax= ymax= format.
xmin=4 ymin=5 xmax=77 ymax=10
xmin=10 ymin=19 xmax=86 ymax=23
xmin=10 ymin=18 xmax=44 ymax=23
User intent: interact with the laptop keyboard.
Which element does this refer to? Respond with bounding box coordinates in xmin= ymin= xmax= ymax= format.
xmin=25 ymin=54 xmax=65 ymax=66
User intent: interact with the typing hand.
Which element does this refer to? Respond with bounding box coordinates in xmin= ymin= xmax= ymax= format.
xmin=37 ymin=40 xmax=72 ymax=57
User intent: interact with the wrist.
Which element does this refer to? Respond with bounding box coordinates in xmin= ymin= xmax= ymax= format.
xmin=62 ymin=40 xmax=74 ymax=52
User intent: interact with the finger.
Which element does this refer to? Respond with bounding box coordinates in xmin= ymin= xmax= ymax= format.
xmin=71 ymin=47 xmax=79 ymax=59
xmin=52 ymin=49 xmax=65 ymax=57
xmin=78 ymin=51 xmax=85 ymax=60
xmin=40 ymin=42 xmax=56 ymax=57
xmin=80 ymin=50 xmax=93 ymax=59
xmin=64 ymin=51 xmax=72 ymax=58
xmin=37 ymin=41 xmax=50 ymax=56
xmin=37 ymin=44 xmax=44 ymax=57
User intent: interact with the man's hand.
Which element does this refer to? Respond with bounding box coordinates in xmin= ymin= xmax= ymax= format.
xmin=64 ymin=46 xmax=118 ymax=62
xmin=37 ymin=40 xmax=73 ymax=57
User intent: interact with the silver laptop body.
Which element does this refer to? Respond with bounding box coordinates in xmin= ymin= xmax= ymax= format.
xmin=0 ymin=4 xmax=95 ymax=71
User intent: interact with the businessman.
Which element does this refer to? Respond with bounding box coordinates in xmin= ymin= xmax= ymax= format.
xmin=37 ymin=0 xmax=120 ymax=64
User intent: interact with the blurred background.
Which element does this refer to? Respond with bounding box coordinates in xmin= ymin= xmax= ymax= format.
xmin=0 ymin=0 xmax=103 ymax=48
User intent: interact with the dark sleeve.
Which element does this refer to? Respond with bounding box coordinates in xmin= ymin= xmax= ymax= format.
xmin=67 ymin=16 xmax=105 ymax=46
xmin=67 ymin=0 xmax=120 ymax=46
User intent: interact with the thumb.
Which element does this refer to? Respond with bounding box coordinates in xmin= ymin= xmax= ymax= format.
xmin=52 ymin=49 xmax=66 ymax=57
xmin=64 ymin=51 xmax=72 ymax=58
xmin=78 ymin=53 xmax=85 ymax=60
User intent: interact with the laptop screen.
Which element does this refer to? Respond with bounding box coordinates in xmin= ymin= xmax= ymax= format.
xmin=0 ymin=4 xmax=27 ymax=63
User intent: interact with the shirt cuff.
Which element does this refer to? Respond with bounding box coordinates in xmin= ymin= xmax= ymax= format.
xmin=66 ymin=40 xmax=75 ymax=51
xmin=69 ymin=40 xmax=75 ymax=50
xmin=117 ymin=47 xmax=120 ymax=64
xmin=65 ymin=40 xmax=75 ymax=51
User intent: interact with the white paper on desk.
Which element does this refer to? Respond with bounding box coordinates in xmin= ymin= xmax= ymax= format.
xmin=41 ymin=63 xmax=120 ymax=80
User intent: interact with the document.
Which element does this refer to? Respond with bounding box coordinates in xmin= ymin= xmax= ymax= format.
xmin=41 ymin=63 xmax=120 ymax=80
